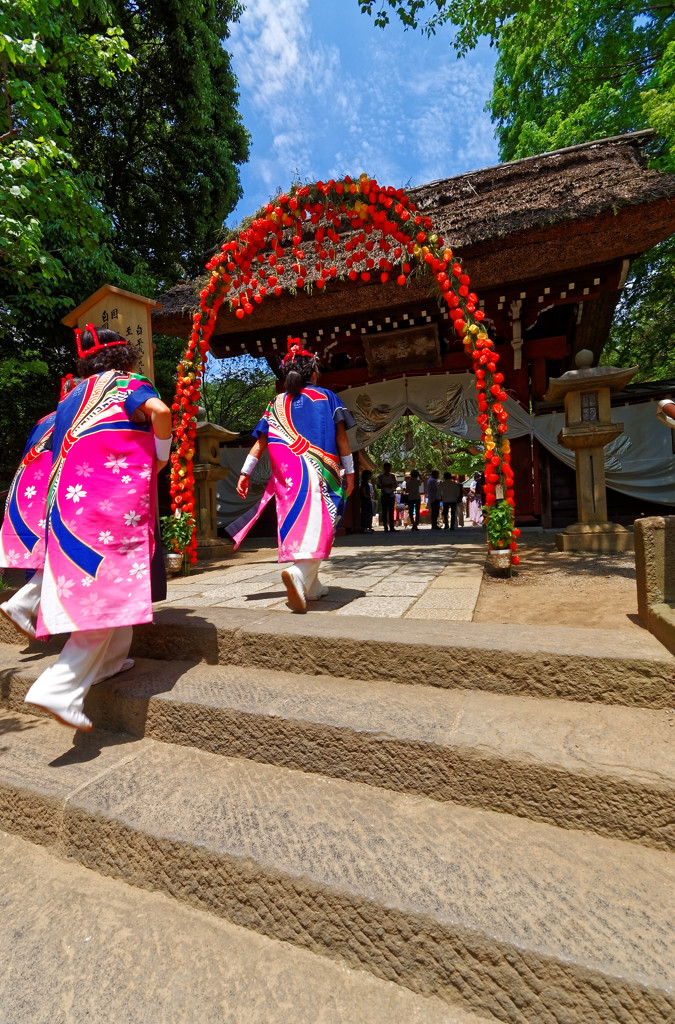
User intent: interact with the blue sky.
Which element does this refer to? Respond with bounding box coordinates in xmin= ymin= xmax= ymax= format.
xmin=226 ymin=0 xmax=499 ymax=226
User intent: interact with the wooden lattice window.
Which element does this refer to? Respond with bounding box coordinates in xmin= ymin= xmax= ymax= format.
xmin=581 ymin=391 xmax=599 ymax=422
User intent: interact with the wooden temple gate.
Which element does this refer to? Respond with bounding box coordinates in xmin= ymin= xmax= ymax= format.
xmin=154 ymin=132 xmax=675 ymax=528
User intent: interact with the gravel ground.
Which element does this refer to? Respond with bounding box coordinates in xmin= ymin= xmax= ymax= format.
xmin=474 ymin=538 xmax=642 ymax=633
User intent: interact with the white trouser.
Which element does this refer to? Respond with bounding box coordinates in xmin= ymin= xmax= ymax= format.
xmin=290 ymin=558 xmax=326 ymax=599
xmin=24 ymin=626 xmax=133 ymax=717
xmin=4 ymin=570 xmax=43 ymax=628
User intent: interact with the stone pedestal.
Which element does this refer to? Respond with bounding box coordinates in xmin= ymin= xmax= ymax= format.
xmin=555 ymin=521 xmax=634 ymax=552
xmin=634 ymin=516 xmax=675 ymax=654
xmin=193 ymin=420 xmax=238 ymax=560
xmin=544 ymin=353 xmax=637 ymax=553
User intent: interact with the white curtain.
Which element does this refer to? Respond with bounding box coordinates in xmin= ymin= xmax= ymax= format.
xmin=340 ymin=373 xmax=675 ymax=506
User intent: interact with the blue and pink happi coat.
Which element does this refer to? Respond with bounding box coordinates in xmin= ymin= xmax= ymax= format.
xmin=37 ymin=370 xmax=159 ymax=637
xmin=230 ymin=386 xmax=354 ymax=561
xmin=0 ymin=413 xmax=56 ymax=570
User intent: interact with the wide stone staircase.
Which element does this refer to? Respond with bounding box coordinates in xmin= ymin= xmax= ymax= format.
xmin=0 ymin=605 xmax=673 ymax=1023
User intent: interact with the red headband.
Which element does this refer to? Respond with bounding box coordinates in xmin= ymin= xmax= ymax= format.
xmin=283 ymin=336 xmax=313 ymax=363
xmin=74 ymin=322 xmax=127 ymax=359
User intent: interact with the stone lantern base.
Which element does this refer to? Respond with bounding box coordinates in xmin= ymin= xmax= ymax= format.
xmin=555 ymin=521 xmax=634 ymax=553
xmin=196 ymin=535 xmax=234 ymax=560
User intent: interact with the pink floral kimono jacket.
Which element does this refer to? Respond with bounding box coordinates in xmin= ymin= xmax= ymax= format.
xmin=37 ymin=370 xmax=159 ymax=637
xmin=0 ymin=412 xmax=56 ymax=571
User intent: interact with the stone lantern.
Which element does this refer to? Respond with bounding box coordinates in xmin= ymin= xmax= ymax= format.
xmin=544 ymin=350 xmax=638 ymax=552
xmin=193 ymin=410 xmax=239 ymax=559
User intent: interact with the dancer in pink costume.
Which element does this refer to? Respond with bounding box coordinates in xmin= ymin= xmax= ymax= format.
xmin=231 ymin=338 xmax=355 ymax=612
xmin=24 ymin=325 xmax=172 ymax=731
xmin=0 ymin=376 xmax=81 ymax=637
xmin=0 ymin=412 xmax=55 ymax=636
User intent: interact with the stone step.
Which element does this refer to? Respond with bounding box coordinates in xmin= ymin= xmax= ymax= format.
xmin=1 ymin=603 xmax=673 ymax=707
xmin=1 ymin=709 xmax=673 ymax=1024
xmin=0 ymin=830 xmax=491 ymax=1024
xmin=2 ymin=643 xmax=673 ymax=851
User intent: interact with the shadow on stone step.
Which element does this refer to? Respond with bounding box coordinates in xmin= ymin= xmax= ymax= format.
xmin=84 ymin=658 xmax=204 ymax=741
xmin=132 ymin=609 xmax=220 ymax=664
xmin=0 ymin=711 xmax=42 ymax=747
xmin=48 ymin=727 xmax=144 ymax=768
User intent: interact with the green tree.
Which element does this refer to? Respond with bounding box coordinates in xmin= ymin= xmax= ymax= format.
xmin=68 ymin=0 xmax=250 ymax=287
xmin=0 ymin=0 xmax=133 ymax=305
xmin=0 ymin=0 xmax=249 ymax=475
xmin=487 ymin=0 xmax=675 ymax=381
xmin=0 ymin=0 xmax=142 ymax=477
xmin=202 ymin=357 xmax=277 ymax=434
xmin=369 ymin=416 xmax=483 ymax=476
xmin=357 ymin=0 xmax=675 ymax=381
xmin=488 ymin=1 xmax=674 ymax=164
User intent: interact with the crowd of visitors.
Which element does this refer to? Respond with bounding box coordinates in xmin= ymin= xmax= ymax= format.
xmin=360 ymin=464 xmax=484 ymax=532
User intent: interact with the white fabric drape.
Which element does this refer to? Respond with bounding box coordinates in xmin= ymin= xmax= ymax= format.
xmin=215 ymin=375 xmax=675 ymax=526
xmin=339 ymin=373 xmax=675 ymax=506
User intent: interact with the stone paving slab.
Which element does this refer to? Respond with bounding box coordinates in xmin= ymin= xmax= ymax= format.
xmin=406 ymin=605 xmax=475 ymax=621
xmin=334 ymin=595 xmax=416 ymax=617
xmin=0 ymin=831 xmax=484 ymax=1024
xmin=409 ymin=590 xmax=483 ymax=611
xmin=3 ymin=647 xmax=673 ymax=848
xmin=368 ymin=578 xmax=433 ymax=597
xmin=430 ymin=575 xmax=484 ymax=589
xmin=157 ymin=537 xmax=487 ymax=623
xmin=1 ymin=717 xmax=673 ymax=1023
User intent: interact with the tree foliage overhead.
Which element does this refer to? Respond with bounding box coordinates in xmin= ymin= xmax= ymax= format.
xmin=0 ymin=0 xmax=134 ymax=307
xmin=489 ymin=0 xmax=675 ymax=164
xmin=68 ymin=0 xmax=250 ymax=287
xmin=486 ymin=0 xmax=675 ymax=381
xmin=356 ymin=0 xmax=531 ymax=55
xmin=357 ymin=0 xmax=675 ymax=381
xmin=0 ymin=0 xmax=249 ymax=478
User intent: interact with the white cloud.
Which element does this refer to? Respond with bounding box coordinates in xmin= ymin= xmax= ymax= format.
xmin=227 ymin=2 xmax=498 ymax=222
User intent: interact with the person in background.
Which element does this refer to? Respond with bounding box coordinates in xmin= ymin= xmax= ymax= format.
xmin=405 ymin=469 xmax=422 ymax=531
xmin=439 ymin=472 xmax=462 ymax=530
xmin=656 ymin=399 xmax=675 ymax=429
xmin=454 ymin=475 xmax=466 ymax=527
xmin=377 ymin=461 xmax=397 ymax=532
xmin=394 ymin=487 xmax=406 ymax=528
xmin=233 ymin=338 xmax=355 ymax=612
xmin=23 ymin=325 xmax=171 ymax=731
xmin=426 ymin=469 xmax=441 ymax=530
xmin=360 ymin=469 xmax=375 ymax=533
xmin=468 ymin=471 xmax=484 ymax=525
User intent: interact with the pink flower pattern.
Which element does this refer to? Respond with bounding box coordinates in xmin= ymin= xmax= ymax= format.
xmin=37 ymin=373 xmax=158 ymax=637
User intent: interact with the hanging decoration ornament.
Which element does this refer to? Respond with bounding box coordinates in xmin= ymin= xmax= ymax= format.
xmin=170 ymin=173 xmax=518 ymax=565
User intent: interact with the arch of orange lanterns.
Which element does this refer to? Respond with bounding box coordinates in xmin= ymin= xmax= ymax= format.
xmin=170 ymin=173 xmax=519 ymax=565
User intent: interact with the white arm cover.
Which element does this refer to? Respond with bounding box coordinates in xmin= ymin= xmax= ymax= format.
xmin=241 ymin=454 xmax=259 ymax=476
xmin=340 ymin=453 xmax=354 ymax=474
xmin=154 ymin=435 xmax=172 ymax=460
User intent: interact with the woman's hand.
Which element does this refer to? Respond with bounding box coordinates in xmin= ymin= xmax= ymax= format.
xmin=237 ymin=474 xmax=250 ymax=499
xmin=344 ymin=472 xmax=354 ymax=497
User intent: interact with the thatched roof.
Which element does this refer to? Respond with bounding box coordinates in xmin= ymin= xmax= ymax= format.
xmin=407 ymin=130 xmax=675 ymax=248
xmin=154 ymin=131 xmax=675 ymax=339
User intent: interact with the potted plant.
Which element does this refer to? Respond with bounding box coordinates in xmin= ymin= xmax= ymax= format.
xmin=482 ymin=498 xmax=520 ymax=573
xmin=160 ymin=510 xmax=195 ymax=575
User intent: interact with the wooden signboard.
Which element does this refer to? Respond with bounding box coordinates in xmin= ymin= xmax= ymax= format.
xmin=62 ymin=285 xmax=161 ymax=382
xmin=363 ymin=324 xmax=441 ymax=377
